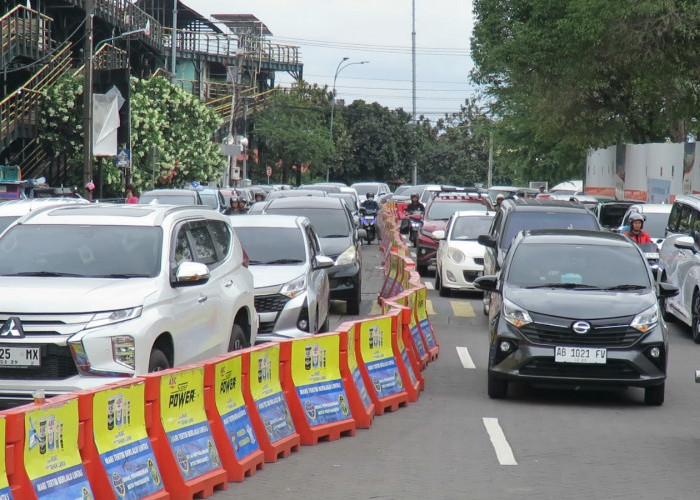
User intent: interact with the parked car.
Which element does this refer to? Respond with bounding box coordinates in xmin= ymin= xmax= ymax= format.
xmin=229 ymin=215 xmax=333 ymax=342
xmin=259 ymin=197 xmax=363 ymax=314
xmin=433 ymin=210 xmax=494 ymax=296
xmin=0 ymin=197 xmax=91 ymax=234
xmin=138 ymin=188 xmax=203 ymax=205
xmin=478 ymin=198 xmax=602 ymax=315
xmin=475 ymin=229 xmax=678 ymax=405
xmin=0 ymin=204 xmax=257 ymax=401
xmin=350 ymin=182 xmax=392 ymax=204
xmin=617 ymin=203 xmax=672 ymax=247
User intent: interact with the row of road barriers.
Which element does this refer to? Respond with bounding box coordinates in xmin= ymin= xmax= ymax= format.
xmin=0 ymin=202 xmax=439 ymax=499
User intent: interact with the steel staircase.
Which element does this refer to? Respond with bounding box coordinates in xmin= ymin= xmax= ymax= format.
xmin=0 ymin=5 xmax=54 ymax=71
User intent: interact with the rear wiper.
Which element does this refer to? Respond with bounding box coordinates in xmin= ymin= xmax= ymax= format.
xmin=526 ymin=283 xmax=600 ymax=289
xmin=264 ymin=259 xmax=304 ymax=264
xmin=603 ymin=284 xmax=646 ymax=290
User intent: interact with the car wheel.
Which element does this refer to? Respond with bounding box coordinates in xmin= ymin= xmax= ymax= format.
xmin=319 ymin=307 xmax=330 ymax=333
xmin=148 ymin=348 xmax=170 ymax=372
xmin=644 ymin=383 xmax=664 ymax=406
xmin=438 ymin=278 xmax=451 ymax=297
xmin=417 ymin=263 xmax=428 ymax=276
xmin=346 ymin=286 xmax=361 ymax=315
xmin=487 ymin=371 xmax=508 ymax=399
xmin=434 ymin=270 xmax=441 ymax=291
xmin=692 ymin=293 xmax=700 ymax=344
xmin=228 ymin=324 xmax=248 ymax=351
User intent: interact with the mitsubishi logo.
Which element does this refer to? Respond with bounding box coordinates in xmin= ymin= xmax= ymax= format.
xmin=0 ymin=317 xmax=25 ymax=338
xmin=572 ymin=321 xmax=591 ymax=335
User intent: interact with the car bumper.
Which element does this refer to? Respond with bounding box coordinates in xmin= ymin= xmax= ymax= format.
xmin=254 ymin=290 xmax=314 ymax=339
xmin=417 ymin=242 xmax=437 ymax=266
xmin=328 ymin=262 xmax=361 ymax=301
xmin=440 ymin=260 xmax=484 ymax=290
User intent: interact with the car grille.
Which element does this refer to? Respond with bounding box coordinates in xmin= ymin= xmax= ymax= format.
xmin=0 ymin=313 xmax=92 ymax=336
xmin=462 ymin=270 xmax=481 ymax=283
xmin=0 ymin=344 xmax=77 ymax=380
xmin=254 ymin=294 xmax=290 ymax=313
xmin=519 ymin=358 xmax=640 ymax=379
xmin=473 ymin=258 xmax=484 ymax=266
xmin=520 ymin=313 xmax=640 ymax=347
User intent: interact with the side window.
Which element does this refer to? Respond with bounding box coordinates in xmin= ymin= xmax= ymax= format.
xmin=174 ymin=227 xmax=193 ymax=264
xmin=189 ymin=221 xmax=218 ymax=266
xmin=678 ymin=205 xmax=693 ymax=234
xmin=692 ymin=210 xmax=700 ymax=239
xmin=667 ymin=202 xmax=682 ymax=233
xmin=207 ymin=220 xmax=231 ymax=259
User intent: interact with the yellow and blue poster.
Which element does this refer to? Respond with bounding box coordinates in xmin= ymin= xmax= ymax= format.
xmin=249 ymin=345 xmax=295 ymax=442
xmin=416 ymin=288 xmax=437 ymax=348
xmin=347 ymin=326 xmax=372 ymax=409
xmin=359 ymin=317 xmax=403 ymax=397
xmin=406 ymin=293 xmax=427 ymax=358
xmin=160 ymin=367 xmax=221 ymax=481
xmin=214 ymin=356 xmax=260 ymax=460
xmin=291 ymin=336 xmax=351 ymax=425
xmin=24 ymin=398 xmax=93 ymax=499
xmin=93 ymin=382 xmax=164 ymax=499
xmin=0 ymin=417 xmax=11 ymax=500
xmin=396 ymin=324 xmax=417 ymax=386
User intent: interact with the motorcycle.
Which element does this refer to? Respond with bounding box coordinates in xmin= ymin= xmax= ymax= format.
xmin=407 ymin=211 xmax=424 ymax=247
xmin=360 ymin=209 xmax=378 ymax=244
xmin=638 ymin=242 xmax=660 ymax=280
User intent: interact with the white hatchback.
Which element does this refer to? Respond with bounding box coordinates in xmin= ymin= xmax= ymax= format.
xmin=433 ymin=210 xmax=494 ymax=296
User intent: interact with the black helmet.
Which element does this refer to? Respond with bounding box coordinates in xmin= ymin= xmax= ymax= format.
xmin=366 ymin=192 xmax=375 ymax=199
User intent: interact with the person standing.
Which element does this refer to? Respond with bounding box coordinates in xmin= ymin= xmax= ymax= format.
xmin=125 ymin=184 xmax=139 ymax=204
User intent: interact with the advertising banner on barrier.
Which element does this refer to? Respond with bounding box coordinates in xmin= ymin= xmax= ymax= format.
xmin=415 ymin=287 xmax=438 ymax=351
xmin=24 ymin=399 xmax=93 ymax=499
xmin=0 ymin=418 xmax=11 ymax=500
xmin=291 ymin=335 xmax=352 ymax=425
xmin=93 ymin=382 xmax=164 ymax=499
xmin=249 ymin=345 xmax=296 ymax=442
xmin=347 ymin=325 xmax=372 ymax=410
xmin=160 ymin=366 xmax=222 ymax=481
xmin=396 ymin=321 xmax=418 ymax=388
xmin=360 ymin=316 xmax=404 ymax=397
xmin=214 ymin=356 xmax=260 ymax=461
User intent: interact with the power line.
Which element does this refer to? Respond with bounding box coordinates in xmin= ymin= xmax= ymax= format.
xmin=271 ymin=36 xmax=469 ymax=56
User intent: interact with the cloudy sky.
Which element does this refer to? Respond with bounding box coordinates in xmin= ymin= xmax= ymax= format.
xmin=195 ymin=0 xmax=477 ymax=120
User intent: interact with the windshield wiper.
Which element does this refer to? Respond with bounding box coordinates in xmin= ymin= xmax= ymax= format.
xmin=97 ymin=273 xmax=151 ymax=278
xmin=264 ymin=259 xmax=304 ymax=265
xmin=2 ymin=271 xmax=84 ymax=277
xmin=323 ymin=234 xmax=348 ymax=238
xmin=525 ymin=283 xmax=601 ymax=289
xmin=603 ymin=284 xmax=646 ymax=290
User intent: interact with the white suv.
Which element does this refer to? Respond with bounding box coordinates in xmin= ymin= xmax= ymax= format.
xmin=0 ymin=204 xmax=257 ymax=401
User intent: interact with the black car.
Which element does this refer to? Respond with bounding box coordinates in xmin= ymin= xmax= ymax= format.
xmin=475 ymin=229 xmax=678 ymax=405
xmin=478 ymin=198 xmax=602 ymax=314
xmin=260 ymin=196 xmax=362 ymax=314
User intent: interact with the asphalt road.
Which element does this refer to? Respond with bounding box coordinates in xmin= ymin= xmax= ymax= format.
xmin=212 ymin=243 xmax=700 ymax=500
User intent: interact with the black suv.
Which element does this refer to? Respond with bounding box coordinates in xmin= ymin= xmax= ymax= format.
xmin=478 ymin=198 xmax=602 ymax=314
xmin=475 ymin=229 xmax=678 ymax=405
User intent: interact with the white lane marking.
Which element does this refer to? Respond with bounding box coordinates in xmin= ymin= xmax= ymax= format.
xmin=482 ymin=418 xmax=518 ymax=466
xmin=455 ymin=346 xmax=475 ymax=369
xmin=424 ymin=281 xmax=434 ymax=290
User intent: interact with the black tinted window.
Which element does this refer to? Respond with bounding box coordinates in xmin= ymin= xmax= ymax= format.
xmin=189 ymin=223 xmax=217 ymax=265
xmin=233 ymin=227 xmax=306 ymax=264
xmin=501 ymin=212 xmax=599 ymax=249
xmin=208 ymin=220 xmax=231 ymax=258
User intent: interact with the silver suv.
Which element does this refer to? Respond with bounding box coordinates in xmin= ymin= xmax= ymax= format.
xmin=0 ymin=204 xmax=257 ymax=401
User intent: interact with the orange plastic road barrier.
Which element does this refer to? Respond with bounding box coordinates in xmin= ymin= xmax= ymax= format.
xmin=414 ymin=286 xmax=440 ymax=361
xmin=203 ymin=352 xmax=265 ymax=482
xmin=5 ymin=394 xmax=94 ymax=499
xmin=336 ymin=322 xmax=375 ymax=428
xmin=280 ymin=335 xmax=356 ymax=445
xmin=388 ymin=309 xmax=422 ymax=401
xmin=143 ymin=364 xmax=228 ymax=500
xmin=382 ymin=290 xmax=429 ymax=371
xmin=79 ymin=379 xmax=168 ymax=500
xmin=242 ymin=343 xmax=300 ymax=462
xmin=383 ymin=297 xmax=425 ymax=392
xmin=354 ymin=314 xmax=410 ymax=414
xmin=0 ymin=416 xmax=10 ymax=499
xmin=379 ymin=251 xmax=401 ymax=299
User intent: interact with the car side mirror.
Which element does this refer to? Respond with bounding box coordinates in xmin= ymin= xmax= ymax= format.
xmin=478 ymin=234 xmax=497 ymax=248
xmin=173 ymin=261 xmax=210 ymax=287
xmin=674 ymin=235 xmax=696 ymax=252
xmin=313 ymin=255 xmax=335 ymax=270
xmin=432 ymin=230 xmax=446 ymax=240
xmin=474 ymin=275 xmax=498 ymax=292
xmin=657 ymin=281 xmax=679 ymax=298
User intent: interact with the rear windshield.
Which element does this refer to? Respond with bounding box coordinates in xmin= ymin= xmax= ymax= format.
xmin=599 ymin=204 xmax=630 ymax=228
xmin=199 ymin=193 xmax=220 ymax=210
xmin=639 ymin=212 xmax=670 ymax=239
xmin=426 ymin=201 xmax=485 ymax=221
xmin=139 ymin=194 xmax=197 ymax=205
xmin=501 ymin=212 xmax=599 ymax=249
xmin=264 ymin=208 xmax=350 ymax=238
xmin=352 ymin=184 xmax=380 ymax=195
xmin=233 ymin=227 xmax=306 ymax=265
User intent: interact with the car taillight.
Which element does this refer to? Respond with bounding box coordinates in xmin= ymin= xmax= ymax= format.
xmin=242 ymin=248 xmax=250 ymax=267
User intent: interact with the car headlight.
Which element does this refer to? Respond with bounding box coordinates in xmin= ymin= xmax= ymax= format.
xmin=448 ymin=248 xmax=465 ymax=264
xmin=280 ymin=274 xmax=307 ymax=298
xmin=630 ymin=304 xmax=659 ymax=333
xmin=86 ymin=307 xmax=143 ymax=329
xmin=503 ymin=298 xmax=532 ymax=328
xmin=335 ymin=245 xmax=357 ymax=266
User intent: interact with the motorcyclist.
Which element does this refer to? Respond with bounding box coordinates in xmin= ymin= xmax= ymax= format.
xmin=224 ymin=196 xmax=240 ymax=215
xmin=624 ymin=213 xmax=652 ymax=244
xmin=406 ymin=193 xmax=425 ymax=214
xmin=360 ymin=192 xmax=380 ymax=213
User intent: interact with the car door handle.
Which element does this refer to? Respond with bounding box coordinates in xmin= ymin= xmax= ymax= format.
xmin=224 ymin=280 xmax=233 ymax=287
xmin=198 ymin=295 xmax=208 ymax=303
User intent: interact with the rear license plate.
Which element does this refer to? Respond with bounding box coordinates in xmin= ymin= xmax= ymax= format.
xmin=0 ymin=346 xmax=41 ymax=367
xmin=555 ymin=346 xmax=606 ymax=364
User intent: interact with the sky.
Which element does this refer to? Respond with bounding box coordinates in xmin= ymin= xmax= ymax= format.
xmin=195 ymin=0 xmax=477 ymax=121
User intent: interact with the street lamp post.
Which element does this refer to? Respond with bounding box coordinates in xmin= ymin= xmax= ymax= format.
xmin=327 ymin=57 xmax=369 ymax=182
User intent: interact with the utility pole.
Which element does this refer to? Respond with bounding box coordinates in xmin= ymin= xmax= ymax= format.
xmin=411 ymin=0 xmax=418 ymax=185
xmin=487 ymin=130 xmax=493 ymax=188
xmin=171 ymin=0 xmax=177 ymax=84
xmin=83 ymin=0 xmax=94 ymax=195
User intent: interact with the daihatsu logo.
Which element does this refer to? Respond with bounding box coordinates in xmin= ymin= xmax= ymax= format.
xmin=0 ymin=317 xmax=25 ymax=338
xmin=572 ymin=321 xmax=591 ymax=335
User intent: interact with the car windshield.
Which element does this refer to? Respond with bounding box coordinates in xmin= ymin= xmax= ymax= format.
xmin=639 ymin=212 xmax=670 ymax=239
xmin=450 ymin=216 xmax=494 ymax=240
xmin=501 ymin=212 xmax=599 ymax=249
xmin=264 ymin=208 xmax=351 ymax=238
xmin=139 ymin=194 xmax=197 ymax=205
xmin=507 ymin=242 xmax=650 ymax=289
xmin=427 ymin=201 xmax=485 ymax=221
xmin=199 ymin=193 xmax=220 ymax=210
xmin=0 ymin=225 xmax=162 ymax=277
xmin=232 ymin=227 xmax=306 ymax=264
xmin=599 ymin=204 xmax=631 ymax=228
xmin=394 ymin=186 xmax=414 ymax=197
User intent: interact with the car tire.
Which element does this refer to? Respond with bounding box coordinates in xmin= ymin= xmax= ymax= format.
xmin=148 ymin=348 xmax=170 ymax=372
xmin=434 ymin=270 xmax=441 ymax=291
xmin=487 ymin=372 xmax=508 ymax=399
xmin=438 ymin=278 xmax=451 ymax=297
xmin=644 ymin=383 xmax=664 ymax=406
xmin=692 ymin=293 xmax=700 ymax=344
xmin=228 ymin=324 xmax=248 ymax=351
xmin=346 ymin=286 xmax=361 ymax=315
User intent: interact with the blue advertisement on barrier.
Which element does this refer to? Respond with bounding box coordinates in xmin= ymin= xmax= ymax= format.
xmin=30 ymin=464 xmax=92 ymax=499
xmin=419 ymin=318 xmax=437 ymax=349
xmin=100 ymin=438 xmax=162 ymax=499
xmin=401 ymin=349 xmax=417 ymax=386
xmin=297 ymin=380 xmax=351 ymax=425
xmin=365 ymin=358 xmax=404 ymax=397
xmin=352 ymin=366 xmax=372 ymax=409
xmin=165 ymin=422 xmax=221 ymax=481
xmin=221 ymin=408 xmax=259 ymax=460
xmin=255 ymin=393 xmax=296 ymax=442
xmin=0 ymin=486 xmax=9 ymax=499
xmin=410 ymin=324 xmax=427 ymax=357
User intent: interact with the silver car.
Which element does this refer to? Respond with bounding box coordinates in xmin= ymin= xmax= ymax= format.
xmin=229 ymin=214 xmax=334 ymax=343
